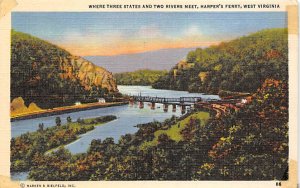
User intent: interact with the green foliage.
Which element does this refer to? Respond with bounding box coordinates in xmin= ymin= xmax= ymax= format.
xmin=141 ymin=111 xmax=209 ymax=149
xmin=153 ymin=28 xmax=288 ymax=93
xmin=194 ymin=79 xmax=288 ymax=180
xmin=38 ymin=123 xmax=44 ymax=132
xmin=67 ymin=116 xmax=72 ymax=123
xmin=55 ymin=117 xmax=61 ymax=126
xmin=10 ymin=115 xmax=117 ymax=172
xmin=114 ymin=69 xmax=168 ymax=86
xmin=28 ymin=78 xmax=288 ymax=180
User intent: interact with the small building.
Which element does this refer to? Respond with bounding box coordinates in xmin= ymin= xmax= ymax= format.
xmin=241 ymin=99 xmax=247 ymax=104
xmin=98 ymin=98 xmax=106 ymax=103
xmin=75 ymin=101 xmax=81 ymax=106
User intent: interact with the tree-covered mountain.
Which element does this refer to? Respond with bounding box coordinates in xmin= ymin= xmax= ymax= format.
xmin=114 ymin=69 xmax=168 ymax=86
xmin=153 ymin=28 xmax=288 ymax=94
xmin=11 ymin=30 xmax=118 ymax=108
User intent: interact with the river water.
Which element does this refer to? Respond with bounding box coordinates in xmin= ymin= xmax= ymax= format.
xmin=11 ymin=85 xmax=219 ymax=180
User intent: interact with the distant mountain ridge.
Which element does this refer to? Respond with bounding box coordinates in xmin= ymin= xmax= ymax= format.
xmin=11 ymin=30 xmax=117 ymax=108
xmin=114 ymin=69 xmax=168 ymax=86
xmin=85 ymin=48 xmax=199 ymax=73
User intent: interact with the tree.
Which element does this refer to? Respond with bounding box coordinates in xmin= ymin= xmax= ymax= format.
xmin=55 ymin=117 xmax=61 ymax=127
xmin=67 ymin=116 xmax=72 ymax=123
xmin=38 ymin=123 xmax=44 ymax=132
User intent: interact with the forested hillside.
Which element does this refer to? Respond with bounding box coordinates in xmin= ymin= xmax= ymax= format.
xmin=11 ymin=30 xmax=118 ymax=108
xmin=114 ymin=69 xmax=167 ymax=86
xmin=153 ymin=28 xmax=288 ymax=94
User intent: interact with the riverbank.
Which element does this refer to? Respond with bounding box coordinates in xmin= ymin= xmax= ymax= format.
xmin=11 ymin=85 xmax=221 ymax=180
xmin=45 ymin=117 xmax=118 ymax=155
xmin=11 ymin=101 xmax=128 ymax=121
xmin=11 ymin=115 xmax=117 ymax=172
xmin=140 ymin=110 xmax=210 ymax=149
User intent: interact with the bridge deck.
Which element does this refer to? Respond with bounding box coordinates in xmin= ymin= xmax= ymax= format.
xmin=130 ymin=95 xmax=242 ymax=105
xmin=131 ymin=96 xmax=203 ymax=104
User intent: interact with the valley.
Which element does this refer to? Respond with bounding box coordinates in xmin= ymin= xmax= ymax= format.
xmin=11 ymin=28 xmax=288 ymax=181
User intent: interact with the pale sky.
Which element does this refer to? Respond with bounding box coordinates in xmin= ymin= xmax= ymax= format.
xmin=12 ymin=12 xmax=287 ymax=56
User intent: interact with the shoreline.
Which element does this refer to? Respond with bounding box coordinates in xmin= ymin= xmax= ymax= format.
xmin=11 ymin=101 xmax=128 ymax=122
xmin=11 ymin=115 xmax=118 ymax=176
xmin=44 ymin=118 xmax=119 ymax=155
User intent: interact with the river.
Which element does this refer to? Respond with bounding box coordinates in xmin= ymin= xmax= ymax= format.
xmin=11 ymin=85 xmax=220 ymax=180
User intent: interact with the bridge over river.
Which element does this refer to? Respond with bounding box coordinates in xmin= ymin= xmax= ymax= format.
xmin=129 ymin=95 xmax=243 ymax=114
xmin=130 ymin=95 xmax=204 ymax=104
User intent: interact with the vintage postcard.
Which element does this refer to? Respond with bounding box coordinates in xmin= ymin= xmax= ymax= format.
xmin=0 ymin=0 xmax=298 ymax=187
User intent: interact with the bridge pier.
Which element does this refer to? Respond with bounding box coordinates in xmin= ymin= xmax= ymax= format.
xmin=163 ymin=104 xmax=169 ymax=112
xmin=151 ymin=102 xmax=155 ymax=110
xmin=180 ymin=105 xmax=186 ymax=114
xmin=172 ymin=104 xmax=176 ymax=112
xmin=138 ymin=101 xmax=144 ymax=109
xmin=129 ymin=99 xmax=135 ymax=107
xmin=131 ymin=96 xmax=208 ymax=112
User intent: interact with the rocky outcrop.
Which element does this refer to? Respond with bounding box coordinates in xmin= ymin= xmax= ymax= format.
xmin=60 ymin=56 xmax=117 ymax=92
xmin=11 ymin=97 xmax=42 ymax=116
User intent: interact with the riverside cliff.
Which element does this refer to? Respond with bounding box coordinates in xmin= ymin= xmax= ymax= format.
xmin=11 ymin=30 xmax=118 ymax=109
